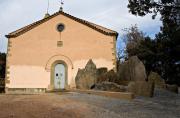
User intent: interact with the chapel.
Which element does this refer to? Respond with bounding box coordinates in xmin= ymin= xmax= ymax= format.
xmin=5 ymin=8 xmax=118 ymax=93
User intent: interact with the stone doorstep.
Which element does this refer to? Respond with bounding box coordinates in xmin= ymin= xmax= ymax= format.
xmin=5 ymin=88 xmax=47 ymax=95
xmin=46 ymin=89 xmax=70 ymax=93
xmin=5 ymin=88 xmax=71 ymax=95
xmin=71 ymin=89 xmax=135 ymax=100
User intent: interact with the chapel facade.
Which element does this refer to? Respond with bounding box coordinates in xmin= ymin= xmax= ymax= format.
xmin=5 ymin=11 xmax=118 ymax=93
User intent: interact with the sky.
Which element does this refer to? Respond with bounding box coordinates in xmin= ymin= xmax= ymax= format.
xmin=0 ymin=0 xmax=162 ymax=52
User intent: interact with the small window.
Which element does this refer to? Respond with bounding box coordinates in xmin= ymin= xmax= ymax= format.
xmin=57 ymin=41 xmax=63 ymax=47
xmin=57 ymin=23 xmax=65 ymax=32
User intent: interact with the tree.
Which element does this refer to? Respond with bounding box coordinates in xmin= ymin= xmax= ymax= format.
xmin=116 ymin=48 xmax=124 ymax=71
xmin=122 ymin=25 xmax=156 ymax=75
xmin=127 ymin=0 xmax=180 ymax=85
xmin=128 ymin=0 xmax=180 ymax=24
xmin=128 ymin=0 xmax=180 ymax=42
xmin=122 ymin=25 xmax=145 ymax=57
xmin=0 ymin=53 xmax=6 ymax=78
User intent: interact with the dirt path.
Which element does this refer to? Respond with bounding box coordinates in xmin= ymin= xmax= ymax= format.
xmin=0 ymin=89 xmax=179 ymax=118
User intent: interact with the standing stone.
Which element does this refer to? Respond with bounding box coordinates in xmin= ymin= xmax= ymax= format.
xmin=85 ymin=59 xmax=96 ymax=71
xmin=127 ymin=81 xmax=155 ymax=97
xmin=75 ymin=59 xmax=98 ymax=89
xmin=148 ymin=72 xmax=166 ymax=89
xmin=75 ymin=69 xmax=85 ymax=89
xmin=97 ymin=68 xmax=108 ymax=76
xmin=118 ymin=56 xmax=147 ymax=82
xmin=97 ymin=70 xmax=118 ymax=83
xmin=117 ymin=62 xmax=131 ymax=81
xmin=129 ymin=56 xmax=147 ymax=81
xmin=118 ymin=56 xmax=154 ymax=97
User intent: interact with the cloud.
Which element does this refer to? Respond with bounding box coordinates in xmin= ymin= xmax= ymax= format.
xmin=0 ymin=0 xmax=162 ymax=52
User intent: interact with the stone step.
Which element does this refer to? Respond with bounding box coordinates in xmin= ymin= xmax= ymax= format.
xmin=46 ymin=89 xmax=70 ymax=93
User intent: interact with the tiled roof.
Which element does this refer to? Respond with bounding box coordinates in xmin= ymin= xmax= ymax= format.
xmin=5 ymin=11 xmax=118 ymax=38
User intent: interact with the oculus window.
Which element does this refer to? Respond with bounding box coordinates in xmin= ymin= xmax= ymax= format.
xmin=57 ymin=23 xmax=65 ymax=32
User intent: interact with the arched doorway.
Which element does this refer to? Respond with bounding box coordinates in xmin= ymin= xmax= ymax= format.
xmin=51 ymin=61 xmax=68 ymax=90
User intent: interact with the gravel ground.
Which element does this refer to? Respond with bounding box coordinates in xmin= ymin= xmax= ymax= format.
xmin=0 ymin=89 xmax=179 ymax=118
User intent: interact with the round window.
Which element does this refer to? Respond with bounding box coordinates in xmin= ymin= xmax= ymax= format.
xmin=57 ymin=23 xmax=65 ymax=32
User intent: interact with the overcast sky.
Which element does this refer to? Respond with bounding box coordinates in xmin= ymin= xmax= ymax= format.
xmin=0 ymin=0 xmax=162 ymax=52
